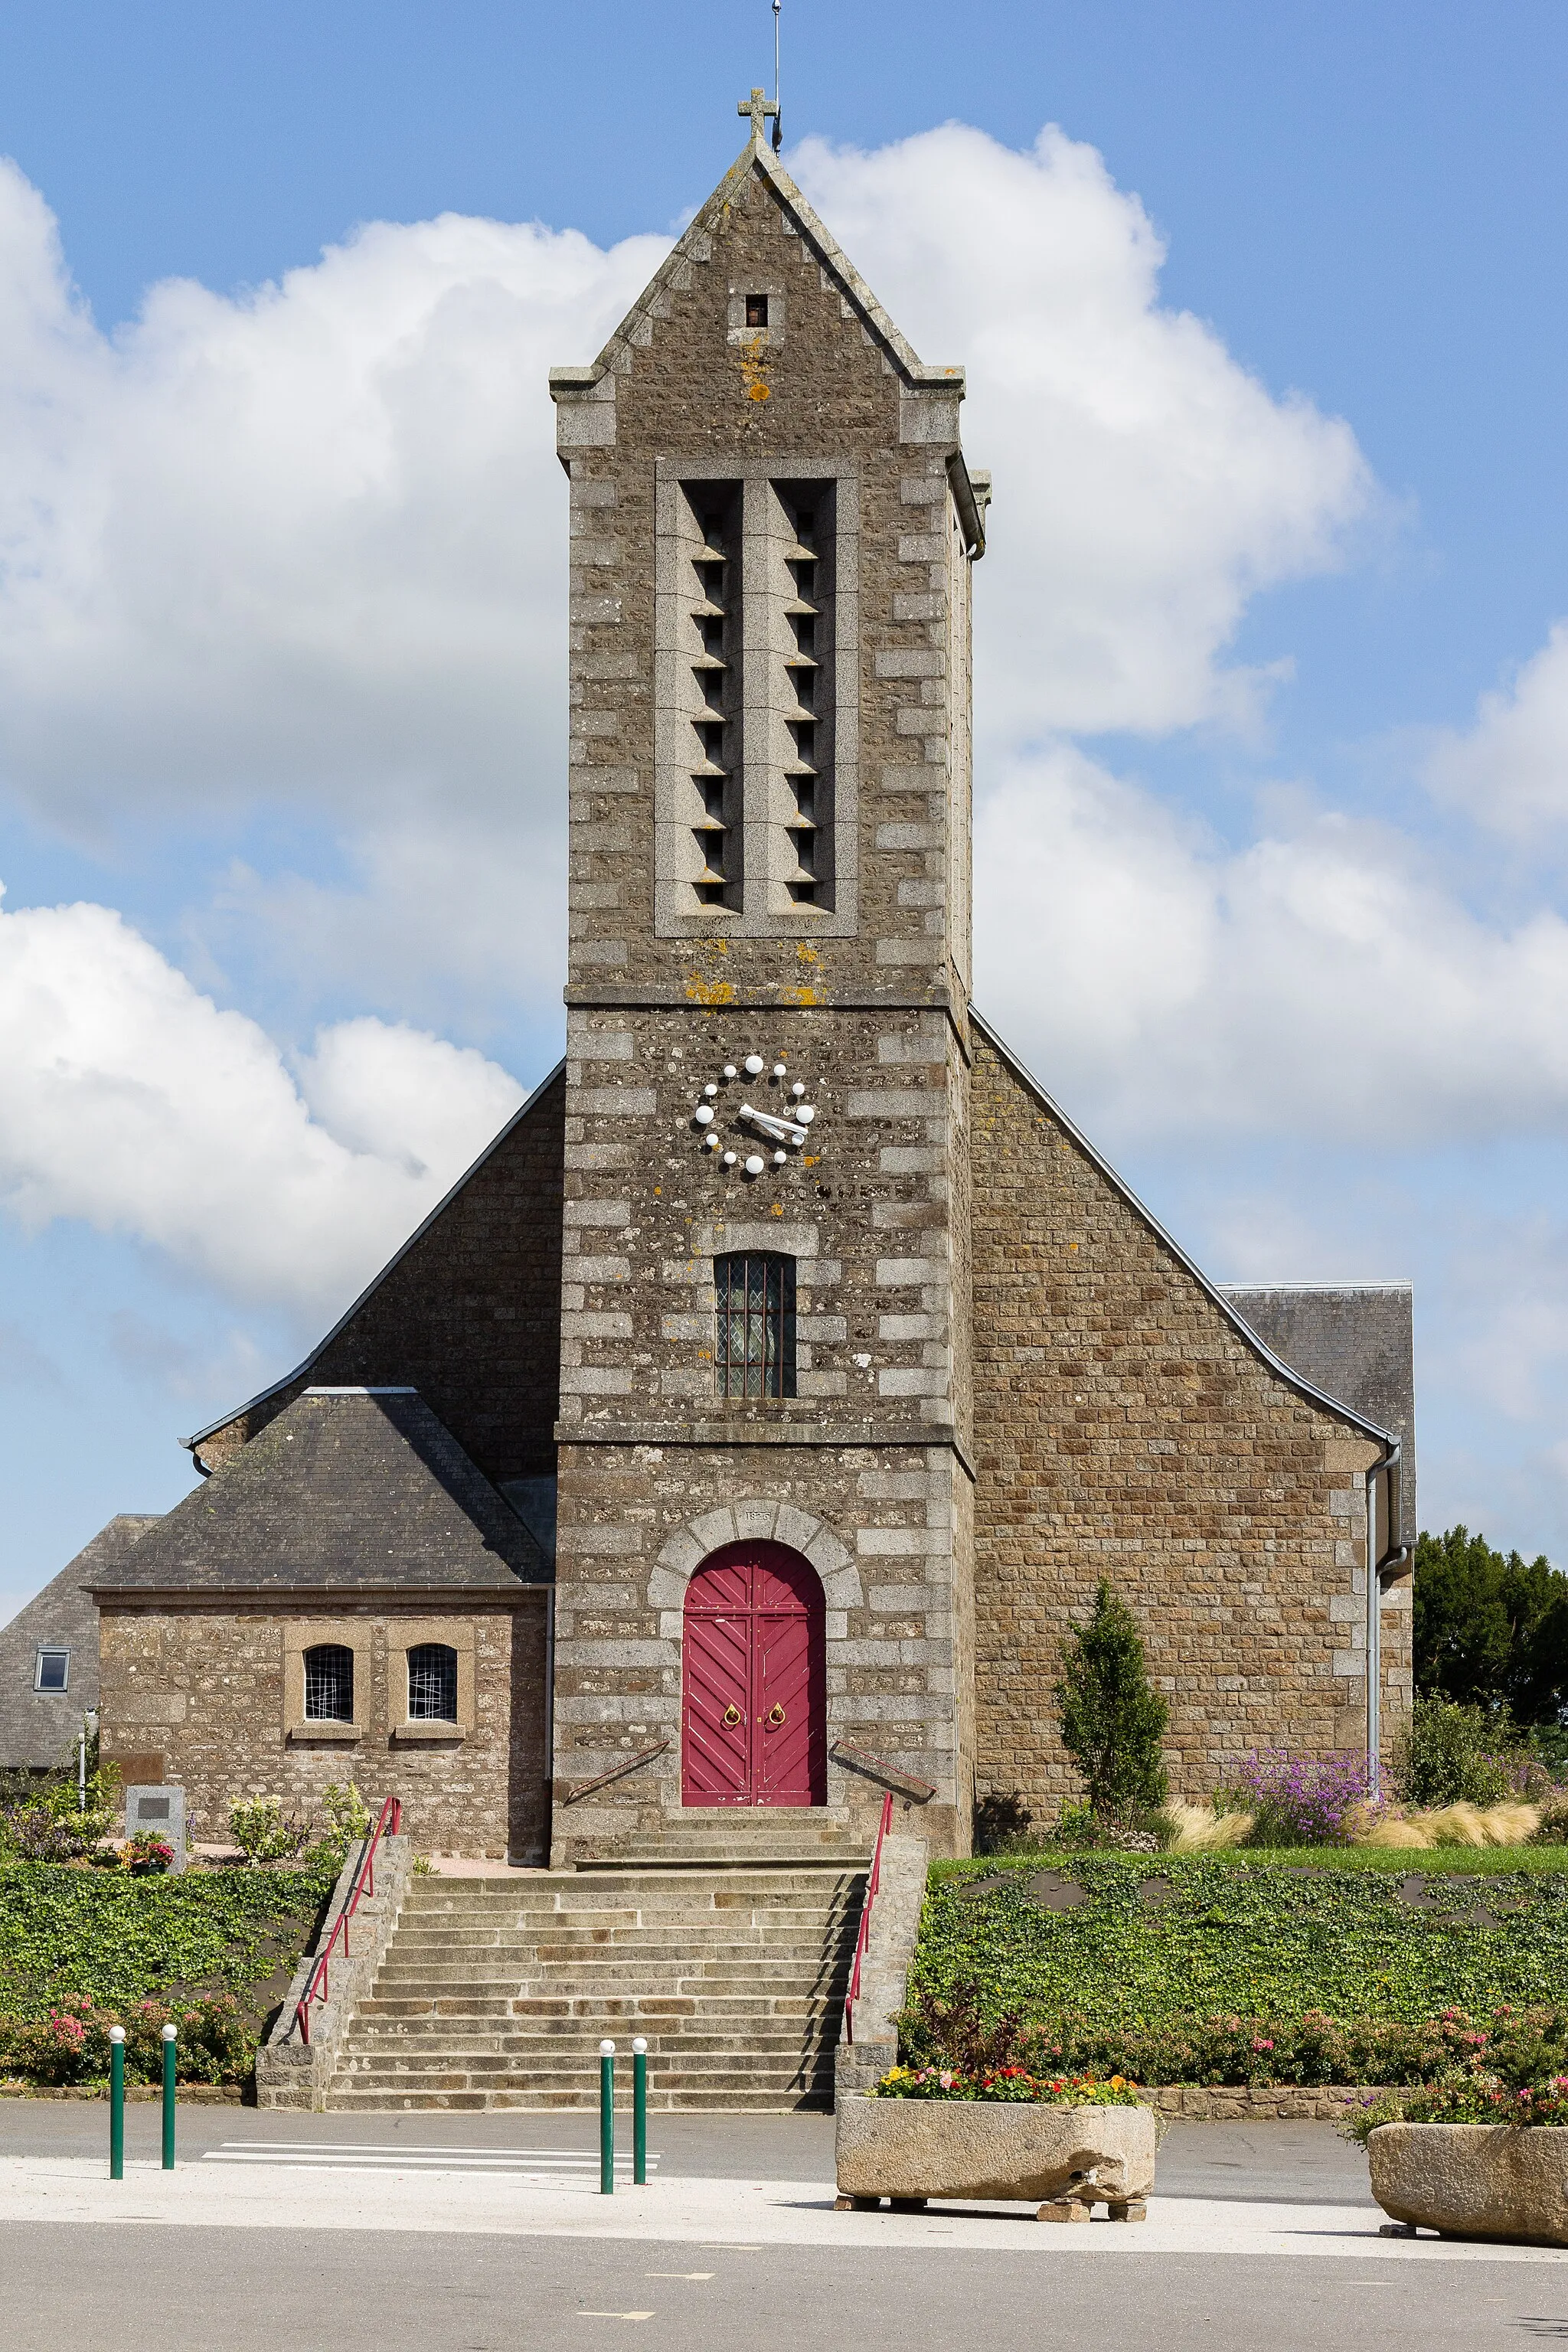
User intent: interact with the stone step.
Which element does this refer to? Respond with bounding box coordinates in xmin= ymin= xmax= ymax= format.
xmin=343 ymin=2018 xmax=843 ymax=2047
xmin=403 ymin=1868 xmax=864 ymax=1898
xmin=387 ymin=1917 xmax=854 ymax=1937
xmin=373 ymin=1956 xmax=848 ymax=1987
xmin=336 ymin=2051 xmax=834 ymax=2084
xmin=326 ymin=2088 xmax=831 ymax=2112
xmin=323 ymin=1853 xmax=864 ymax=2117
xmin=354 ymin=1994 xmax=846 ymax=2032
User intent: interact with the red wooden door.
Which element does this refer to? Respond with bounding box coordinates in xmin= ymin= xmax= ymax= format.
xmin=682 ymin=1542 xmax=825 ymax=1806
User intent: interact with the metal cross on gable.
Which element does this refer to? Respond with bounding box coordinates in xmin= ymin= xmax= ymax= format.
xmin=738 ymin=87 xmax=779 ymax=146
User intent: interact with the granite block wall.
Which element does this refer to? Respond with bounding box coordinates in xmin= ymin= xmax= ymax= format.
xmin=98 ymin=1598 xmax=550 ymax=1862
xmin=969 ymin=1034 xmax=1409 ymax=1813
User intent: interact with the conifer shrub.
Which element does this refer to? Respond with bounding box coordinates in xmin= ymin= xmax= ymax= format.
xmin=1055 ymin=1581 xmax=1169 ymax=1813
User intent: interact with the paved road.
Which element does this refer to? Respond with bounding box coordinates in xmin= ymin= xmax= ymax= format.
xmin=0 ymin=2105 xmax=1560 ymax=2351
xmin=0 ymin=2101 xmax=1375 ymax=2202
xmin=2 ymin=2220 xmax=1565 ymax=2352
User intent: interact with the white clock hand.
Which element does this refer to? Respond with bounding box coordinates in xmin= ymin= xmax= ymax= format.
xmin=738 ymin=1102 xmax=807 ymax=1145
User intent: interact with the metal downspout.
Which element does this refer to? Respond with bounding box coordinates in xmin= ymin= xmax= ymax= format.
xmin=1365 ymin=1439 xmax=1410 ymax=1797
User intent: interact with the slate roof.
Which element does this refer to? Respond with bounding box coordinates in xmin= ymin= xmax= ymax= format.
xmin=1220 ymin=1285 xmax=1417 ymax=1547
xmin=0 ymin=1515 xmax=159 ymax=1768
xmin=89 ymin=1390 xmax=549 ymax=1599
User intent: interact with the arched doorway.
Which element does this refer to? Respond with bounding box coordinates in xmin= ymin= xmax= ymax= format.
xmin=681 ymin=1540 xmax=827 ymax=1806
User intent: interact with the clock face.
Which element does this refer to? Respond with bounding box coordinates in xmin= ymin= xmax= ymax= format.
xmin=690 ymin=1051 xmax=818 ymax=1176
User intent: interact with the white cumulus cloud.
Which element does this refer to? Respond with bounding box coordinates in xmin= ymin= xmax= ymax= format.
xmin=789 ymin=122 xmax=1374 ymax=740
xmin=1426 ymin=619 xmax=1568 ymax=835
xmin=0 ymin=888 xmax=525 ymax=1314
xmin=975 ymin=748 xmax=1568 ymax=1147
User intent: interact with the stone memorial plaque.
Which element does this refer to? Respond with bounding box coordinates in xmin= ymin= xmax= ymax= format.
xmin=125 ymin=1785 xmax=186 ymax=1873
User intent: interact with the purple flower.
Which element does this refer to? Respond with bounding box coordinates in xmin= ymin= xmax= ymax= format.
xmin=1233 ymin=1750 xmax=1370 ymax=1844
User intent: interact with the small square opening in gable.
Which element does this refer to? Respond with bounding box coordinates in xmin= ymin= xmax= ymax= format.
xmin=745 ymin=293 xmax=769 ymax=328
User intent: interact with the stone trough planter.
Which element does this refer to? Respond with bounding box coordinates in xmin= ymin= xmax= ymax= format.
xmin=1370 ymin=2123 xmax=1568 ymax=2248
xmin=835 ymin=2092 xmax=1157 ymax=2222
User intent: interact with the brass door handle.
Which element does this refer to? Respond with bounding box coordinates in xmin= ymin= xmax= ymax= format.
xmin=766 ymin=1704 xmax=786 ymax=1726
xmin=722 ymin=1704 xmax=742 ymax=1726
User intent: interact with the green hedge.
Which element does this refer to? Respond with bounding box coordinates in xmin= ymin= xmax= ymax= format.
xmin=0 ymin=1861 xmax=336 ymax=2023
xmin=913 ymin=1853 xmax=1568 ymax=2034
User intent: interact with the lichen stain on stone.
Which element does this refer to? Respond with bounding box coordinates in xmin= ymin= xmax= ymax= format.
xmin=684 ymin=975 xmax=737 ymax=1006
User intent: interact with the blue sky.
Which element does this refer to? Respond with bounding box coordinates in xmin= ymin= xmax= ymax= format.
xmin=2 ymin=0 xmax=1568 ymax=1620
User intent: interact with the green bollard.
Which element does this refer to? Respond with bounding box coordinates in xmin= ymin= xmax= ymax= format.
xmin=108 ymin=2026 xmax=125 ymax=2180
xmin=632 ymin=2037 xmax=648 ymax=2186
xmin=161 ymin=2023 xmax=177 ymax=2170
xmin=599 ymin=2039 xmax=615 ymax=2195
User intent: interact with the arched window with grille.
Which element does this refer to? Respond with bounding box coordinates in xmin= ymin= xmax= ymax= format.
xmin=714 ymin=1252 xmax=796 ymax=1399
xmin=407 ymin=1642 xmax=459 ymax=1724
xmin=302 ymin=1642 xmax=354 ymax=1723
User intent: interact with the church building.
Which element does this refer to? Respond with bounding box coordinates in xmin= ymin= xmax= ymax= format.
xmin=34 ymin=103 xmax=1416 ymax=1862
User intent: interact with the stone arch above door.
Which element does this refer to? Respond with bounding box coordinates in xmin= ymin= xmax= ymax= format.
xmin=648 ymin=1501 xmax=862 ymax=1612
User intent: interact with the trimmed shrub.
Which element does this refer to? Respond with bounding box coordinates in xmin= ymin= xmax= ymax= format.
xmin=1055 ymin=1583 xmax=1168 ymax=1813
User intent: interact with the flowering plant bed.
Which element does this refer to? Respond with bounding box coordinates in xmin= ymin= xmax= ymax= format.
xmin=0 ymin=1993 xmax=253 ymax=2087
xmin=1366 ymin=2123 xmax=1568 ymax=2247
xmin=871 ymin=2063 xmax=1142 ymax=2105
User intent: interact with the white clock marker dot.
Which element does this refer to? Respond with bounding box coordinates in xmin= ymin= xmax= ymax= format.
xmin=773 ymin=1149 xmax=787 ymax=1165
xmin=723 ymin=1064 xmax=737 ymax=1080
xmin=704 ymin=1081 xmax=718 ymax=1097
xmin=722 ymin=1150 xmax=737 ymax=1166
xmin=772 ymin=1062 xmax=787 ymax=1078
xmin=744 ymin=1154 xmax=765 ymax=1176
xmin=743 ymin=1054 xmax=764 ymax=1075
xmin=797 ymin=1105 xmax=815 ymax=1123
xmin=694 ymin=1104 xmax=714 ymax=1125
xmin=791 ymin=1081 xmax=805 ymax=1097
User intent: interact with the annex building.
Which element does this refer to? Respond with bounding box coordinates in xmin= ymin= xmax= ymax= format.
xmin=1 ymin=104 xmax=1416 ymax=1864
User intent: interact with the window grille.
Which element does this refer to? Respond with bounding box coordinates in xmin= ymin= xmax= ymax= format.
xmin=302 ymin=1643 xmax=354 ymax=1723
xmin=714 ymin=1252 xmax=796 ymax=1399
xmin=33 ymin=1648 xmax=68 ymax=1693
xmin=407 ymin=1643 xmax=459 ymax=1724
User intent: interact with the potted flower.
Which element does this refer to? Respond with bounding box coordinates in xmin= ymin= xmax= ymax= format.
xmin=1344 ymin=2011 xmax=1568 ymax=2246
xmin=836 ymin=2064 xmax=1155 ymax=2221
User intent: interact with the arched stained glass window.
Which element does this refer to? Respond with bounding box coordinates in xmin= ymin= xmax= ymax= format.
xmin=407 ymin=1643 xmax=459 ymax=1724
xmin=714 ymin=1253 xmax=796 ymax=1399
xmin=302 ymin=1643 xmax=354 ymax=1723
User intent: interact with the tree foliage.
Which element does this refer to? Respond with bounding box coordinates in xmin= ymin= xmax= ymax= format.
xmin=1414 ymin=1525 xmax=1568 ymax=1726
xmin=1055 ymin=1581 xmax=1168 ymax=1812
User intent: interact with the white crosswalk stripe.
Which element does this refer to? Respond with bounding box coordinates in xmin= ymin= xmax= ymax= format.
xmin=201 ymin=2141 xmax=661 ymax=2177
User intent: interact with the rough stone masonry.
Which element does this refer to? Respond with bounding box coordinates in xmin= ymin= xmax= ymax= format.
xmin=41 ymin=104 xmax=1414 ymax=1860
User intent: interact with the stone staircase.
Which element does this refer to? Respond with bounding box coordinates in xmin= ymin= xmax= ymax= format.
xmin=326 ymin=1857 xmax=869 ymax=2112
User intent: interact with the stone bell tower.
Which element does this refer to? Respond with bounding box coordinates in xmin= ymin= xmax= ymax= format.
xmin=546 ymin=96 xmax=989 ymax=1861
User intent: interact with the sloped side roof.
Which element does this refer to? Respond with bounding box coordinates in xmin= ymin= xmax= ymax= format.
xmin=186 ymin=1058 xmax=566 ymax=1459
xmin=0 ymin=1515 xmax=159 ymax=1767
xmin=1221 ymin=1285 xmax=1416 ymax=1545
xmin=969 ymin=1008 xmax=1399 ymax=1450
xmin=94 ymin=1391 xmax=547 ymax=1598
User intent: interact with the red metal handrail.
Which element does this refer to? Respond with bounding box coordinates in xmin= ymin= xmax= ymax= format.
xmin=842 ymin=1790 xmax=894 ymax=2047
xmin=295 ymin=1793 xmax=401 ymax=2045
